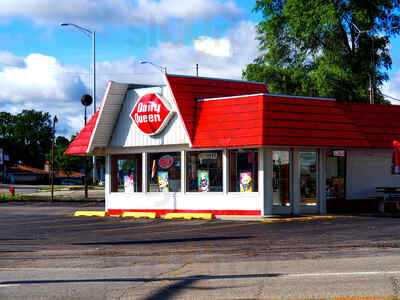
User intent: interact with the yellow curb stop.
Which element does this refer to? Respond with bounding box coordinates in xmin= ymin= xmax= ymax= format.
xmin=121 ymin=212 xmax=157 ymax=219
xmin=163 ymin=213 xmax=213 ymax=220
xmin=73 ymin=211 xmax=106 ymax=217
xmin=262 ymin=215 xmax=336 ymax=224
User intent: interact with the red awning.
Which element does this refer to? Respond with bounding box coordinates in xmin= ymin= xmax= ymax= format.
xmin=65 ymin=111 xmax=99 ymax=156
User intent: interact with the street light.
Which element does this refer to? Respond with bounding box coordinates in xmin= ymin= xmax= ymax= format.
xmin=60 ymin=22 xmax=97 ymax=184
xmin=140 ymin=61 xmax=167 ymax=74
xmin=60 ymin=23 xmax=96 ymax=112
xmin=81 ymin=94 xmax=93 ymax=200
xmin=50 ymin=115 xmax=58 ymax=202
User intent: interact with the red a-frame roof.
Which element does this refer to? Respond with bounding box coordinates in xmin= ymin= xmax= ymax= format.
xmin=64 ymin=111 xmax=99 ymax=156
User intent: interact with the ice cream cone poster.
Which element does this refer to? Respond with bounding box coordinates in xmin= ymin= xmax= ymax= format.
xmin=157 ymin=171 xmax=169 ymax=192
xmin=123 ymin=174 xmax=135 ymax=193
xmin=240 ymin=172 xmax=253 ymax=192
xmin=197 ymin=170 xmax=209 ymax=192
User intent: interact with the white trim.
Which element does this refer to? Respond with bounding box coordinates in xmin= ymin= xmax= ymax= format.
xmin=197 ymin=93 xmax=335 ymax=103
xmin=198 ymin=93 xmax=265 ymax=102
xmin=129 ymin=92 xmax=175 ymax=136
xmin=86 ymin=81 xmax=112 ymax=153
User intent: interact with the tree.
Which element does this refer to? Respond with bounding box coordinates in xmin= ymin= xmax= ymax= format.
xmin=243 ymin=0 xmax=400 ymax=103
xmin=51 ymin=136 xmax=83 ymax=176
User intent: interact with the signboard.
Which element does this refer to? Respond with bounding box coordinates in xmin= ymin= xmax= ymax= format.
xmin=130 ymin=93 xmax=173 ymax=136
xmin=392 ymin=140 xmax=400 ymax=175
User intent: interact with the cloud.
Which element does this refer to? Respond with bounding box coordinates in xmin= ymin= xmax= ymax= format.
xmin=150 ymin=21 xmax=259 ymax=78
xmin=0 ymin=53 xmax=88 ymax=136
xmin=0 ymin=51 xmax=25 ymax=68
xmin=382 ymin=73 xmax=400 ymax=105
xmin=194 ymin=36 xmax=232 ymax=57
xmin=0 ymin=21 xmax=259 ymax=137
xmin=0 ymin=0 xmax=241 ymax=27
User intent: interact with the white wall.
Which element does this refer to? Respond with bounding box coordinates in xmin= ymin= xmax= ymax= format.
xmin=346 ymin=149 xmax=400 ymax=199
xmin=110 ymin=87 xmax=189 ymax=148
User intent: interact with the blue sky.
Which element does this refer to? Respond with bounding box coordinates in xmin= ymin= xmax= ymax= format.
xmin=0 ymin=0 xmax=399 ymax=137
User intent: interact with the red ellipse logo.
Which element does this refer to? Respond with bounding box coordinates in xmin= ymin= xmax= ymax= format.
xmin=130 ymin=93 xmax=173 ymax=136
xmin=158 ymin=155 xmax=174 ymax=169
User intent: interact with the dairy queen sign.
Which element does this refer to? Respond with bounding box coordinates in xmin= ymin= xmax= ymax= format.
xmin=130 ymin=93 xmax=174 ymax=135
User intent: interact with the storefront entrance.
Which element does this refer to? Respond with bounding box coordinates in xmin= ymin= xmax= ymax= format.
xmin=271 ymin=149 xmax=320 ymax=215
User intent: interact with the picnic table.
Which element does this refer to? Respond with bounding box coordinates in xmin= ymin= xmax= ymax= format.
xmin=376 ymin=187 xmax=400 ymax=213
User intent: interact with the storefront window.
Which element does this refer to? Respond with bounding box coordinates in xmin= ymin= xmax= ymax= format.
xmin=148 ymin=152 xmax=181 ymax=192
xmin=111 ymin=155 xmax=142 ymax=193
xmin=186 ymin=151 xmax=223 ymax=192
xmin=229 ymin=149 xmax=258 ymax=192
xmin=326 ymin=150 xmax=346 ymax=200
xmin=300 ymin=151 xmax=318 ymax=206
xmin=273 ymin=151 xmax=290 ymax=206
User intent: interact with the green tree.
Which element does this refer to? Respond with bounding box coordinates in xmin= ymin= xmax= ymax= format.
xmin=243 ymin=0 xmax=400 ymax=103
xmin=51 ymin=136 xmax=83 ymax=176
xmin=13 ymin=110 xmax=52 ymax=168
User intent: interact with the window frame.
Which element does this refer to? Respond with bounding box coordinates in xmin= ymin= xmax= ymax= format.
xmin=185 ymin=149 xmax=224 ymax=194
xmin=110 ymin=154 xmax=143 ymax=193
xmin=228 ymin=149 xmax=259 ymax=193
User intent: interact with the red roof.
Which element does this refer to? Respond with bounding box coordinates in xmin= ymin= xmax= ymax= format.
xmin=67 ymin=75 xmax=400 ymax=153
xmin=166 ymin=74 xmax=268 ymax=143
xmin=190 ymin=94 xmax=400 ymax=149
xmin=65 ymin=111 xmax=99 ymax=156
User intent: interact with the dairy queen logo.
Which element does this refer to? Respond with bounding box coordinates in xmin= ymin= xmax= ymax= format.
xmin=130 ymin=93 xmax=174 ymax=136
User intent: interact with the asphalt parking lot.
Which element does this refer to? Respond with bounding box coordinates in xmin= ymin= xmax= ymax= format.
xmin=1 ymin=203 xmax=400 ymax=299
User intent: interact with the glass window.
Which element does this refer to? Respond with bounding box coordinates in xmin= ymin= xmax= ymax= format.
xmin=111 ymin=155 xmax=142 ymax=193
xmin=272 ymin=151 xmax=290 ymax=206
xmin=300 ymin=151 xmax=318 ymax=205
xmin=186 ymin=151 xmax=223 ymax=192
xmin=148 ymin=152 xmax=181 ymax=192
xmin=229 ymin=149 xmax=258 ymax=192
xmin=326 ymin=150 xmax=346 ymax=200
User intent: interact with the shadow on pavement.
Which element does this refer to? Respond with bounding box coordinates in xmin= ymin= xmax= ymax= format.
xmin=74 ymin=235 xmax=253 ymax=246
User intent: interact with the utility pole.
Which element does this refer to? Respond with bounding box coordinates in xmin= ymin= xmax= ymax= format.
xmin=50 ymin=115 xmax=58 ymax=202
xmin=196 ymin=64 xmax=199 ymax=77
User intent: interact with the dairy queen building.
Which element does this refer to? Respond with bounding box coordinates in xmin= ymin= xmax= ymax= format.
xmin=66 ymin=74 xmax=400 ymax=217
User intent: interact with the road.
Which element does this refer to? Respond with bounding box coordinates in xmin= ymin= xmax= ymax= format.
xmin=0 ymin=203 xmax=400 ymax=299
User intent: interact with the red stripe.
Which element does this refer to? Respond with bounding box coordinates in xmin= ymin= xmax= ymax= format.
xmin=107 ymin=209 xmax=261 ymax=217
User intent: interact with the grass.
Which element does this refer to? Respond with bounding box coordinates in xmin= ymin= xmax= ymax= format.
xmin=0 ymin=193 xmax=22 ymax=201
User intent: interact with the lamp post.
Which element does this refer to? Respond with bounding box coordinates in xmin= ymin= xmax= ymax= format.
xmin=50 ymin=115 xmax=58 ymax=202
xmin=140 ymin=61 xmax=167 ymax=74
xmin=60 ymin=22 xmax=97 ymax=183
xmin=81 ymin=94 xmax=93 ymax=200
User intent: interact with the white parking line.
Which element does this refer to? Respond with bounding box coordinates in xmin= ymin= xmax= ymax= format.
xmin=286 ymin=271 xmax=400 ymax=278
xmin=0 ymin=284 xmax=21 ymax=288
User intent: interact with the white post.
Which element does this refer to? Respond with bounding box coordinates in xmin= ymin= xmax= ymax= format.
xmin=261 ymin=148 xmax=273 ymax=216
xmin=223 ymin=149 xmax=228 ymax=194
xmin=142 ymin=152 xmax=147 ymax=193
xmin=181 ymin=150 xmax=186 ymax=193
xmin=104 ymin=155 xmax=111 ymax=211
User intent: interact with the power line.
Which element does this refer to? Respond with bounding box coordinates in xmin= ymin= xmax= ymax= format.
xmin=383 ymin=93 xmax=400 ymax=102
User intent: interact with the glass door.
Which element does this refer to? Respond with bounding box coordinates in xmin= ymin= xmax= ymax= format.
xmin=272 ymin=150 xmax=292 ymax=214
xmin=298 ymin=150 xmax=319 ymax=214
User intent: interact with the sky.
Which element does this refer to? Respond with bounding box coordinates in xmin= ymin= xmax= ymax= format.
xmin=0 ymin=0 xmax=399 ymax=138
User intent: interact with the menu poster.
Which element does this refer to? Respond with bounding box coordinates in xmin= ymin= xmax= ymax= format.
xmin=197 ymin=170 xmax=209 ymax=192
xmin=240 ymin=172 xmax=253 ymax=192
xmin=157 ymin=171 xmax=169 ymax=192
xmin=124 ymin=174 xmax=135 ymax=193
